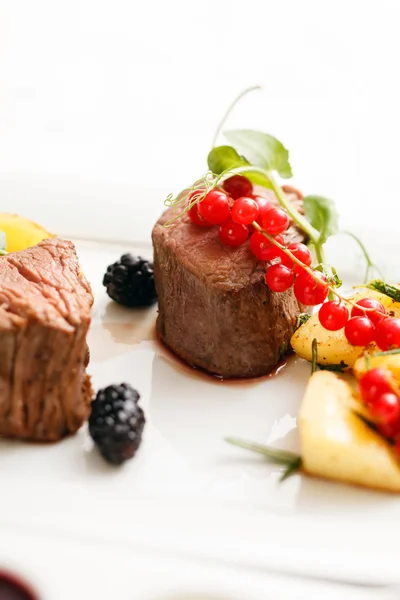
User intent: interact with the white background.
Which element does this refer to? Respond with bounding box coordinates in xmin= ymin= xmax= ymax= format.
xmin=1 ymin=0 xmax=400 ymax=243
xmin=1 ymin=2 xmax=400 ymax=598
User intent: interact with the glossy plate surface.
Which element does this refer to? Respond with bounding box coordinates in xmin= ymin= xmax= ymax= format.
xmin=0 ymin=236 xmax=400 ymax=594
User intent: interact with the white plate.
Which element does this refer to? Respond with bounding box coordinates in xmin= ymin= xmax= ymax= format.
xmin=0 ymin=236 xmax=399 ymax=593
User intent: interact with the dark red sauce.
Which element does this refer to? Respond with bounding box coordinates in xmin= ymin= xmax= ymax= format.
xmin=0 ymin=572 xmax=38 ymax=600
xmin=154 ymin=331 xmax=294 ymax=385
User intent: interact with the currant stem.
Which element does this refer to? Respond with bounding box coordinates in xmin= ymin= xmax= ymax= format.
xmin=211 ymin=86 xmax=262 ymax=148
xmin=267 ymin=172 xmax=321 ymax=245
xmin=252 ymin=222 xmax=374 ymax=312
xmin=338 ymin=231 xmax=383 ymax=283
xmin=314 ymin=243 xmax=324 ymax=265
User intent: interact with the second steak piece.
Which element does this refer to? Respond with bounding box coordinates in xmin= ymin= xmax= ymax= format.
xmin=152 ymin=189 xmax=305 ymax=379
xmin=0 ymin=238 xmax=93 ymax=441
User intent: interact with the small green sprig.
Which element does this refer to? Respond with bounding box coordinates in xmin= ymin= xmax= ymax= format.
xmin=164 ymin=86 xmax=380 ymax=294
xmin=318 ymin=362 xmax=348 ymax=373
xmin=311 ymin=339 xmax=347 ymax=373
xmin=225 ymin=437 xmax=302 ymax=481
xmin=372 ymin=348 xmax=400 ymax=357
xmin=296 ymin=313 xmax=311 ymax=328
xmin=311 ymin=338 xmax=318 ymax=374
xmin=361 ymin=280 xmax=400 ymax=303
xmin=339 ymin=232 xmax=383 ymax=283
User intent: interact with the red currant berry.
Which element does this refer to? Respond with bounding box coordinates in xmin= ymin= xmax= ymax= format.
xmin=351 ymin=297 xmax=387 ymax=325
xmin=279 ymin=242 xmax=313 ymax=271
xmin=187 ymin=190 xmax=210 ymax=227
xmin=188 ymin=204 xmax=211 ymax=227
xmin=344 ymin=316 xmax=375 ymax=346
xmin=265 ymin=264 xmax=294 ymax=292
xmin=231 ymin=197 xmax=259 ymax=225
xmin=293 ymin=270 xmax=328 ymax=306
xmin=219 ymin=218 xmax=249 ymax=247
xmin=249 ymin=233 xmax=284 ymax=259
xmin=222 ymin=175 xmax=253 ymax=199
xmin=375 ymin=318 xmax=400 ymax=351
xmin=359 ymin=368 xmax=394 ymax=405
xmin=369 ymin=392 xmax=400 ymax=428
xmin=262 ymin=207 xmax=290 ymax=236
xmin=252 ymin=195 xmax=272 ymax=226
xmin=378 ymin=421 xmax=400 ymax=441
xmin=259 ymin=236 xmax=286 ymax=262
xmin=318 ymin=301 xmax=349 ymax=331
xmin=188 ymin=188 xmax=205 ymax=201
xmin=198 ymin=190 xmax=230 ymax=225
xmin=249 ymin=231 xmax=272 ymax=260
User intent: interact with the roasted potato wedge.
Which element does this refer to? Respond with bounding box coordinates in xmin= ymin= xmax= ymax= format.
xmin=353 ymin=353 xmax=400 ymax=382
xmin=299 ymin=371 xmax=400 ymax=492
xmin=291 ymin=289 xmax=400 ymax=367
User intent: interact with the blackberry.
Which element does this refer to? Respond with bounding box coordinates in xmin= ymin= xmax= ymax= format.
xmin=88 ymin=383 xmax=145 ymax=465
xmin=103 ymin=254 xmax=157 ymax=307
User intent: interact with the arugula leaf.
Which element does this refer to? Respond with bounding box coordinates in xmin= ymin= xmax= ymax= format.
xmin=364 ymin=280 xmax=400 ymax=302
xmin=223 ymin=129 xmax=293 ymax=179
xmin=207 ymin=146 xmax=273 ymax=188
xmin=303 ymin=195 xmax=339 ymax=244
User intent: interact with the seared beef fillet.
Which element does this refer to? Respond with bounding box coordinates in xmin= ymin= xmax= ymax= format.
xmin=152 ymin=189 xmax=305 ymax=378
xmin=0 ymin=238 xmax=93 ymax=441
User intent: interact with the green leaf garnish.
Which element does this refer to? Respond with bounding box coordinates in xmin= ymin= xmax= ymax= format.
xmin=223 ymin=129 xmax=293 ymax=179
xmin=207 ymin=146 xmax=249 ymax=175
xmin=315 ymin=263 xmax=342 ymax=289
xmin=362 ymin=280 xmax=400 ymax=302
xmin=296 ymin=313 xmax=311 ymax=328
xmin=225 ymin=437 xmax=302 ymax=481
xmin=279 ymin=341 xmax=288 ymax=359
xmin=303 ymin=195 xmax=339 ymax=244
xmin=163 ymin=86 xmax=379 ymax=300
xmin=207 ymin=146 xmax=273 ymax=188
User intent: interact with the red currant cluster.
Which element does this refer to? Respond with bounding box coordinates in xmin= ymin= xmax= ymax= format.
xmin=319 ymin=297 xmax=400 ymax=350
xmin=187 ymin=173 xmax=400 ymax=352
xmin=358 ymin=368 xmax=400 ymax=454
xmin=188 ymin=175 xmax=325 ymax=301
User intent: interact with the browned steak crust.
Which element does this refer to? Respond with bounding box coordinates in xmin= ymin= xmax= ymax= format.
xmin=152 ymin=189 xmax=305 ymax=378
xmin=0 ymin=238 xmax=93 ymax=441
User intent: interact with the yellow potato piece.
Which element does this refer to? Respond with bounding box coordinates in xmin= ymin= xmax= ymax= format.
xmin=299 ymin=370 xmax=400 ymax=492
xmin=291 ymin=289 xmax=400 ymax=367
xmin=0 ymin=213 xmax=54 ymax=253
xmin=353 ymin=353 xmax=400 ymax=382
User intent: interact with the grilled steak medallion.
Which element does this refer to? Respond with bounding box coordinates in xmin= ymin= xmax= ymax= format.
xmin=0 ymin=238 xmax=93 ymax=441
xmin=152 ymin=189 xmax=305 ymax=378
